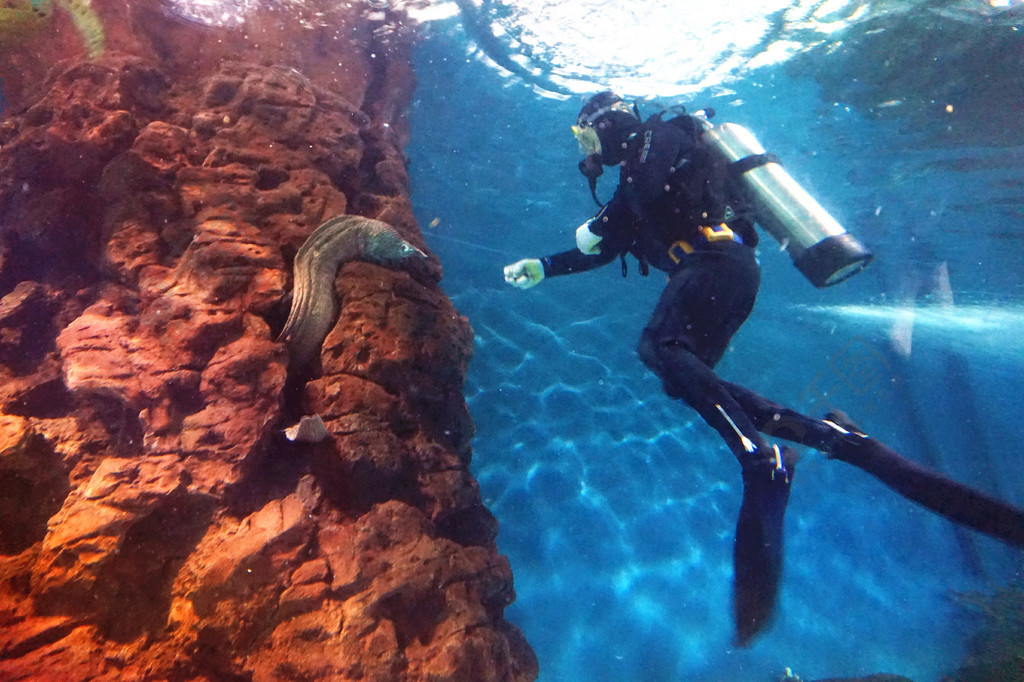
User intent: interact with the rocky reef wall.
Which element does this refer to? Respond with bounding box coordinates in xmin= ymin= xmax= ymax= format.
xmin=0 ymin=2 xmax=537 ymax=679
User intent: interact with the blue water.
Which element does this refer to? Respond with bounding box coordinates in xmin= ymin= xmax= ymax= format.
xmin=408 ymin=13 xmax=1023 ymax=682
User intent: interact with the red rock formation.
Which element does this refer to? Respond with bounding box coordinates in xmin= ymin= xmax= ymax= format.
xmin=0 ymin=2 xmax=538 ymax=680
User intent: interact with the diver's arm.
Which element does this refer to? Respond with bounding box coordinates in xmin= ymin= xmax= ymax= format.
xmin=539 ymin=202 xmax=629 ymax=277
xmin=503 ymin=208 xmax=624 ymax=288
xmin=541 ymin=247 xmax=617 ymax=277
xmin=504 ymin=191 xmax=632 ymax=289
xmin=503 ymin=248 xmax=616 ymax=290
xmin=528 ymin=211 xmax=625 ymax=278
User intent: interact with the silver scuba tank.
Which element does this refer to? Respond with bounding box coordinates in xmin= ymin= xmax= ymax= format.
xmin=701 ymin=121 xmax=872 ymax=287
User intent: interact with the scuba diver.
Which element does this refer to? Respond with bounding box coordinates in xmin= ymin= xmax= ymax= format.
xmin=502 ymin=90 xmax=874 ymax=644
xmin=502 ymin=90 xmax=1024 ymax=646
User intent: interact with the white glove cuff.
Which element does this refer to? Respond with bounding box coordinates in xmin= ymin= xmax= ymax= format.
xmin=575 ymin=220 xmax=603 ymax=255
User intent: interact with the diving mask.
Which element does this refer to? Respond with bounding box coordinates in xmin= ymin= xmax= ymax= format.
xmin=572 ymin=124 xmax=602 ymax=156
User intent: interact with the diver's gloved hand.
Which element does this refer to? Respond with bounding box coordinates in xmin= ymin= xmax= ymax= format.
xmin=575 ymin=219 xmax=603 ymax=255
xmin=733 ymin=445 xmax=797 ymax=647
xmin=503 ymin=258 xmax=545 ymax=290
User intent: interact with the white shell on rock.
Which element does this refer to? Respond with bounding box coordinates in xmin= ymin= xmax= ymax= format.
xmin=283 ymin=415 xmax=329 ymax=443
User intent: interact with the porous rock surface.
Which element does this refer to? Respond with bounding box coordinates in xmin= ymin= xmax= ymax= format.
xmin=0 ymin=3 xmax=537 ymax=680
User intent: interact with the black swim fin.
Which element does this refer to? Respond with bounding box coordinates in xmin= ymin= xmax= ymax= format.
xmin=733 ymin=446 xmax=797 ymax=647
xmin=824 ymin=409 xmax=1024 ymax=547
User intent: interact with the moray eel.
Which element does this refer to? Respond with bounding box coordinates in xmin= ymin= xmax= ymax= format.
xmin=279 ymin=214 xmax=427 ymax=368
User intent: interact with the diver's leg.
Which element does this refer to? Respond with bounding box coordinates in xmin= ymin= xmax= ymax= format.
xmin=640 ymin=330 xmax=775 ymax=468
xmin=643 ymin=337 xmax=798 ymax=644
xmin=641 ymin=323 xmax=795 ymax=644
xmin=637 ymin=246 xmax=775 ymax=471
xmin=638 ymin=247 xmax=793 ymax=645
xmin=722 ymin=382 xmax=1024 ymax=548
xmin=825 ymin=410 xmax=1024 ymax=548
xmin=722 ymin=380 xmax=843 ymax=451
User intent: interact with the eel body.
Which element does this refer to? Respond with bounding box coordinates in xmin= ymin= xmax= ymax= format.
xmin=279 ymin=214 xmax=427 ymax=368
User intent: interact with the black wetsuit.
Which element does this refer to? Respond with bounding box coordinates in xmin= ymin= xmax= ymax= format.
xmin=540 ymin=114 xmax=776 ymax=474
xmin=534 ymin=112 xmax=1024 ymax=642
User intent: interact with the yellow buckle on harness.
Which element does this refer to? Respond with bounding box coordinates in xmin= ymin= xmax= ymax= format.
xmin=667 ymin=224 xmax=735 ymax=264
xmin=667 ymin=239 xmax=694 ymax=264
xmin=700 ymin=223 xmax=735 ymax=242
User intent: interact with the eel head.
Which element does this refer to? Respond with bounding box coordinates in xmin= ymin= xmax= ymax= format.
xmin=364 ymin=227 xmax=429 ymax=267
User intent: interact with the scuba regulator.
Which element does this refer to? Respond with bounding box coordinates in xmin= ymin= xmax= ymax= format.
xmin=579 ymin=153 xmax=604 ymax=207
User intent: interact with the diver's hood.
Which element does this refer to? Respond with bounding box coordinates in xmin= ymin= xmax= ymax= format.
xmin=577 ymin=91 xmax=640 ymax=166
xmin=593 ymin=110 xmax=641 ymax=166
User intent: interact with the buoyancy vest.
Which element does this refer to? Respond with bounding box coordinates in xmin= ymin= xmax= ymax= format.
xmin=614 ymin=114 xmax=756 ymax=275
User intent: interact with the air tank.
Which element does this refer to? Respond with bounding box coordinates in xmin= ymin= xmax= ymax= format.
xmin=702 ymin=122 xmax=872 ymax=287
